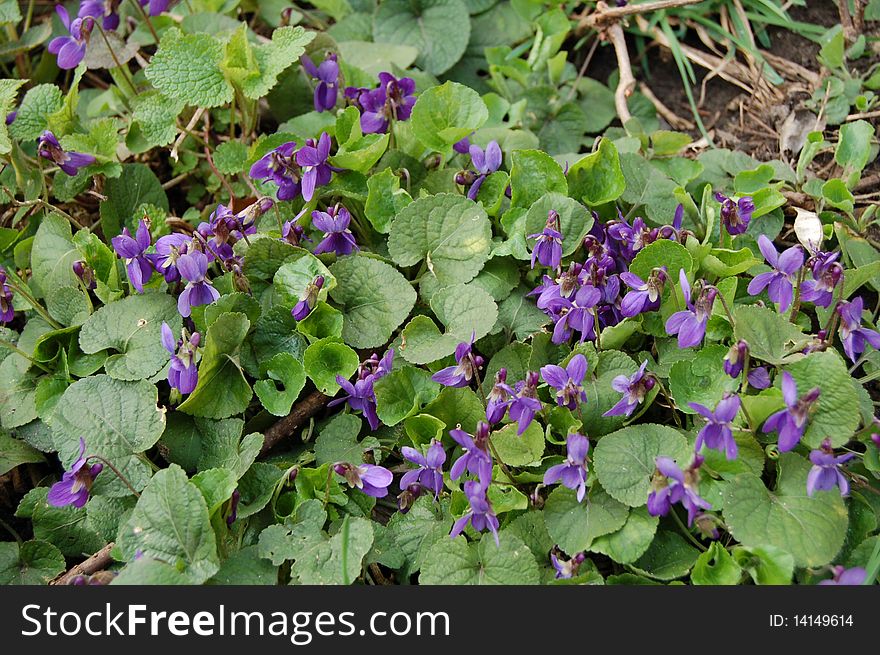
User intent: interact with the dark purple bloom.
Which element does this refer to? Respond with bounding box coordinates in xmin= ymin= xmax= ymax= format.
xmin=485 ymin=368 xmax=513 ymax=424
xmin=552 ymin=284 xmax=602 ymax=344
xmin=72 ymin=260 xmax=95 ymax=290
xmin=301 ymin=53 xmax=339 ymax=112
xmin=47 ymin=438 xmax=102 ymax=509
xmin=148 ymin=233 xmax=190 ymax=283
xmin=747 ymin=366 xmax=771 ymax=389
xmin=450 ymin=480 xmax=499 ymax=546
xmin=140 ymin=0 xmax=174 ymax=16
xmin=111 ymin=220 xmax=154 ymax=293
xmin=647 ymin=456 xmax=711 ymax=526
xmin=604 ymin=360 xmax=655 ymax=417
xmin=0 ymin=267 xmax=14 ymax=324
xmin=819 ymin=566 xmax=867 ymax=586
xmin=665 ymin=269 xmax=716 ymax=348
xmin=507 ymin=371 xmax=543 ymax=435
xmin=226 ymin=489 xmax=240 ymax=527
xmin=690 ymin=393 xmax=741 ymax=460
xmin=837 ymin=296 xmax=880 ymax=362
xmin=48 ymin=6 xmax=92 ymax=70
xmin=37 ymin=130 xmax=96 ymax=176
xmin=312 ymin=204 xmax=358 ymax=256
xmin=79 ymin=0 xmax=120 ymax=30
xmin=449 ymin=422 xmax=492 ymax=486
xmin=747 ymin=235 xmax=804 ymax=312
xmin=161 ymin=322 xmax=200 ymax=395
xmin=715 ymin=192 xmax=754 ymax=235
xmin=401 ymin=440 xmax=446 ymax=499
xmin=453 ymin=136 xmax=471 ymax=154
xmin=333 ymin=462 xmax=393 ymax=498
xmin=5 ymin=110 xmax=16 ymax=125
xmin=330 ymin=349 xmax=393 ymax=431
xmin=296 ymin=132 xmax=334 ymax=201
xmin=800 ymin=251 xmax=843 ymax=308
xmin=282 ymin=220 xmax=309 ymax=247
xmin=348 ymin=72 xmax=416 ymax=134
xmin=543 ymin=433 xmax=589 ymax=502
xmin=540 ymin=354 xmax=587 ymax=411
xmin=620 ymin=268 xmax=666 ymax=317
xmin=723 ymin=340 xmax=749 ymax=378
xmin=806 ymin=438 xmax=855 ymax=497
xmin=762 ymin=371 xmax=820 ymax=451
xmin=177 ymin=251 xmax=220 ymax=317
xmin=462 ymin=141 xmax=501 ymax=200
xmin=431 ymin=334 xmax=483 ymax=388
xmin=551 ymin=549 xmax=587 ymax=579
xmin=292 ymin=275 xmax=324 ymax=322
xmin=529 ymin=210 xmax=563 ymax=271
xmin=250 ymin=142 xmax=301 ymax=200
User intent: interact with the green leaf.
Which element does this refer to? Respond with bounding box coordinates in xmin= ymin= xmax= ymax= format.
xmin=0 ymin=357 xmax=39 ymax=430
xmin=469 ymin=258 xmax=520 ymax=302
xmin=631 ymin=530 xmax=700 ymax=580
xmin=145 ymin=28 xmax=233 ymax=107
xmin=732 ymin=304 xmax=806 ymax=366
xmin=30 ymin=213 xmax=79 ymax=296
xmin=273 ymin=251 xmax=335 ymax=307
xmin=509 ymin=149 xmax=567 ymax=209
xmin=491 ymin=421 xmax=545 ymax=467
xmin=835 ymin=120 xmax=875 ymax=184
xmin=0 ymin=540 xmax=65 ymax=585
xmin=336 ymin=41 xmax=419 ymax=77
xmin=117 ymin=464 xmax=220 ymax=583
xmin=386 ymin=496 xmax=453 ymax=577
xmin=254 ymin=352 xmax=306 ymax=417
xmin=544 ymin=486 xmax=628 ymax=554
xmin=389 ymin=193 xmax=492 ymax=287
xmin=629 ymin=239 xmax=693 ymax=281
xmin=590 ymin=506 xmax=659 ymax=564
xmin=79 ymin=292 xmax=180 ymax=381
xmin=191 ymin=468 xmax=237 ymax=516
xmin=724 ymin=452 xmax=848 ymax=567
xmin=328 ymin=254 xmax=417 ymax=349
xmin=111 ymin=558 xmax=195 ymax=585
xmin=410 ymin=81 xmax=488 ymax=151
xmin=208 ymin=546 xmax=278 ymax=585
xmin=784 ymin=350 xmax=860 ymax=448
xmin=99 ymin=163 xmax=169 ymax=238
xmin=691 ymin=542 xmax=742 ymax=585
xmin=303 ymin=337 xmax=359 ymax=394
xmin=238 ymin=26 xmax=315 ymax=100
xmin=523 ymin=192 xmax=593 ymax=258
xmin=374 ymin=366 xmax=440 ymax=426
xmin=374 ymin=1 xmax=470 ymax=74
xmin=420 ymin=533 xmax=540 ymax=585
xmin=21 ymin=488 xmax=104 ymax=557
xmin=314 ymin=413 xmax=368 ymax=465
xmin=422 ymin=387 xmax=485 ymax=434
xmin=212 ymin=140 xmax=249 ymax=174
xmin=178 ymin=312 xmax=253 ymax=419
xmin=296 ymin=301 xmax=343 ymax=341
xmin=494 ymin=285 xmax=550 ymax=340
xmin=669 ymin=344 xmax=740 ymax=415
xmin=244 ymin=306 xmax=308 ymax=377
xmin=0 ymin=79 xmax=26 ymax=154
xmin=8 ymin=84 xmax=62 ymax=141
xmin=732 ymin=544 xmax=794 ymax=585
xmin=130 ymin=91 xmax=184 ymax=151
xmin=579 ymin=350 xmax=639 ymax=436
xmin=566 ymin=138 xmax=625 ymax=206
xmin=593 ymin=423 xmax=692 ymax=507
xmin=365 ymin=168 xmax=413 ymax=234
xmin=399 ymin=284 xmax=498 ymax=364
xmin=0 ymin=434 xmax=45 ymax=475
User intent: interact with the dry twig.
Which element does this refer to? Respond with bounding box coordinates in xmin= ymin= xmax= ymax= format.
xmin=260 ymin=390 xmax=330 ymax=456
xmin=51 ymin=543 xmax=115 ymax=585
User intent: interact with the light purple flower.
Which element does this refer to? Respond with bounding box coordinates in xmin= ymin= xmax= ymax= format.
xmin=485 ymin=368 xmax=513 ymax=424
xmin=37 ymin=130 xmax=95 ymax=176
xmin=140 ymin=0 xmax=174 ymax=16
xmin=161 ymin=322 xmax=200 ymax=395
xmin=807 ymin=439 xmax=855 ymax=497
xmin=431 ymin=334 xmax=483 ymax=388
xmin=111 ymin=220 xmax=153 ymax=293
xmin=665 ymin=269 xmax=716 ymax=348
xmin=292 ymin=275 xmax=324 ymax=322
xmin=819 ymin=566 xmax=867 ymax=586
xmin=747 ymin=366 xmax=771 ymax=389
xmin=620 ymin=268 xmax=666 ymax=317
xmin=0 ymin=267 xmax=14 ymax=324
xmin=604 ymin=360 xmax=655 ymax=417
xmin=762 ymin=371 xmax=820 ymax=451
xmin=552 ymin=284 xmax=602 ymax=344
xmin=551 ymin=550 xmax=587 ymax=579
xmin=401 ymin=440 xmax=446 ymax=499
xmin=149 ymin=233 xmax=190 ymax=283
xmin=690 ymin=393 xmax=741 ymax=460
xmin=837 ymin=296 xmax=880 ymax=363
xmin=529 ymin=210 xmax=563 ymax=271
xmin=800 ymin=251 xmax=843 ymax=308
xmin=47 ymin=438 xmax=102 ymax=509
xmin=348 ymin=72 xmax=416 ymax=134
xmin=507 ymin=371 xmax=543 ymax=435
xmin=177 ymin=250 xmax=220 ymax=318
xmin=647 ymin=456 xmax=711 ymax=526
xmin=715 ymin=192 xmax=754 ymax=235
xmin=463 ymin=141 xmax=502 ymax=200
xmin=296 ymin=132 xmax=334 ymax=201
xmin=79 ymin=0 xmax=120 ymax=30
xmin=723 ymin=340 xmax=748 ymax=378
xmin=249 ymin=142 xmax=301 ymax=200
xmin=541 ymin=354 xmax=587 ymax=411
xmin=747 ymin=235 xmax=804 ymax=312
xmin=312 ymin=205 xmax=358 ymax=256
xmin=301 ymin=53 xmax=339 ymax=112
xmin=449 ymin=422 xmax=492 ymax=486
xmin=330 ymin=348 xmax=393 ymax=431
xmin=48 ymin=6 xmax=92 ymax=70
xmin=450 ymin=480 xmax=499 ymax=546
xmin=334 ymin=462 xmax=393 ymax=498
xmin=543 ymin=433 xmax=590 ymax=502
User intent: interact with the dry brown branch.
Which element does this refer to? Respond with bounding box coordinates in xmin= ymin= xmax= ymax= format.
xmin=607 ymin=21 xmax=635 ymax=124
xmin=51 ymin=543 xmax=115 ymax=585
xmin=578 ymin=0 xmax=705 ymax=32
xmin=638 ymin=82 xmax=694 ymax=130
xmin=260 ymin=390 xmax=330 ymax=456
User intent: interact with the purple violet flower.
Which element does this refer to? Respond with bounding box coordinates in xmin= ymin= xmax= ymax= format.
xmin=301 ymin=53 xmax=339 ymax=112
xmin=177 ymin=250 xmax=220 ymax=317
xmin=508 ymin=371 xmax=543 ymax=435
xmin=807 ymin=439 xmax=855 ymax=497
xmin=485 ymin=368 xmax=513 ymax=424
xmin=747 ymin=235 xmax=804 ymax=312
xmin=226 ymin=489 xmax=240 ymax=527
xmin=333 ymin=462 xmax=393 ymax=498
xmin=312 ymin=204 xmax=358 ymax=256
xmin=37 ymin=130 xmax=96 ymax=176
xmin=800 ymin=251 xmax=843 ymax=308
xmin=604 ymin=360 xmax=655 ymax=417
xmin=690 ymin=393 xmax=741 ymax=460
xmin=161 ymin=322 xmax=200 ymax=395
xmin=431 ymin=334 xmax=483 ymax=388
xmin=836 ymin=296 xmax=880 ymax=363
xmin=449 ymin=422 xmax=493 ymax=486
xmin=552 ymin=284 xmax=602 ymax=344
xmin=249 ymin=142 xmax=301 ymax=200
xmin=551 ymin=550 xmax=586 ymax=579
xmin=149 ymin=233 xmax=190 ymax=283
xmin=296 ymin=132 xmax=334 ymax=201
xmin=79 ymin=0 xmax=120 ymax=30
xmin=747 ymin=366 xmax=771 ymax=389
xmin=140 ymin=0 xmax=174 ymax=16
xmin=647 ymin=456 xmax=711 ymax=526
xmin=292 ymin=275 xmax=324 ymax=322
xmin=349 ymin=72 xmax=416 ymax=134
xmin=453 ymin=136 xmax=472 ymax=154
xmin=715 ymin=192 xmax=754 ymax=235
xmin=401 ymin=440 xmax=446 ymax=499
xmin=723 ymin=340 xmax=749 ymax=378
xmin=329 ymin=349 xmax=393 ymax=430
xmin=543 ymin=433 xmax=590 ymax=502
xmin=48 ymin=6 xmax=93 ymax=70
xmin=540 ymin=354 xmax=587 ymax=411
xmin=47 ymin=438 xmax=102 ymax=509
xmin=620 ymin=267 xmax=667 ymax=317
xmin=665 ymin=269 xmax=716 ymax=348
xmin=819 ymin=566 xmax=867 ymax=586
xmin=762 ymin=371 xmax=820 ymax=452
xmin=0 ymin=267 xmax=14 ymax=324
xmin=111 ymin=220 xmax=154 ymax=293
xmin=529 ymin=210 xmax=563 ymax=271
xmin=461 ymin=141 xmax=502 ymax=200
xmin=450 ymin=480 xmax=499 ymax=546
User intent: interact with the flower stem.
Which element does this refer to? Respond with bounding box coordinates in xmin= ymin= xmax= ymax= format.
xmin=94 ymin=23 xmax=138 ymax=96
xmin=713 ymin=285 xmax=736 ymax=329
xmin=670 ymin=507 xmax=707 ymax=551
xmin=0 ymin=338 xmax=52 ymax=373
xmin=3 ymin=275 xmax=63 ymax=330
xmin=487 ymin=437 xmax=519 ymax=488
xmin=86 ymin=456 xmax=141 ymax=498
xmin=788 ymin=267 xmax=806 ymax=324
xmin=0 ymin=516 xmax=22 ymax=544
xmin=128 ymin=0 xmax=159 ymax=43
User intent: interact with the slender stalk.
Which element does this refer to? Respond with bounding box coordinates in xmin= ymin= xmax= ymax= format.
xmin=0 ymin=338 xmax=52 ymax=373
xmin=0 ymin=516 xmax=22 ymax=545
xmin=713 ymin=286 xmax=737 ymax=329
xmin=128 ymin=0 xmax=159 ymax=43
xmin=86 ymin=456 xmax=141 ymax=498
xmin=94 ymin=23 xmax=138 ymax=95
xmin=487 ymin=437 xmax=519 ymax=488
xmin=670 ymin=507 xmax=707 ymax=552
xmin=788 ymin=267 xmax=806 ymax=324
xmin=3 ymin=276 xmax=63 ymax=329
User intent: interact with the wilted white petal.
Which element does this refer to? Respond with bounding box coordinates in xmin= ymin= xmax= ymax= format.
xmin=793 ymin=207 xmax=823 ymax=251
